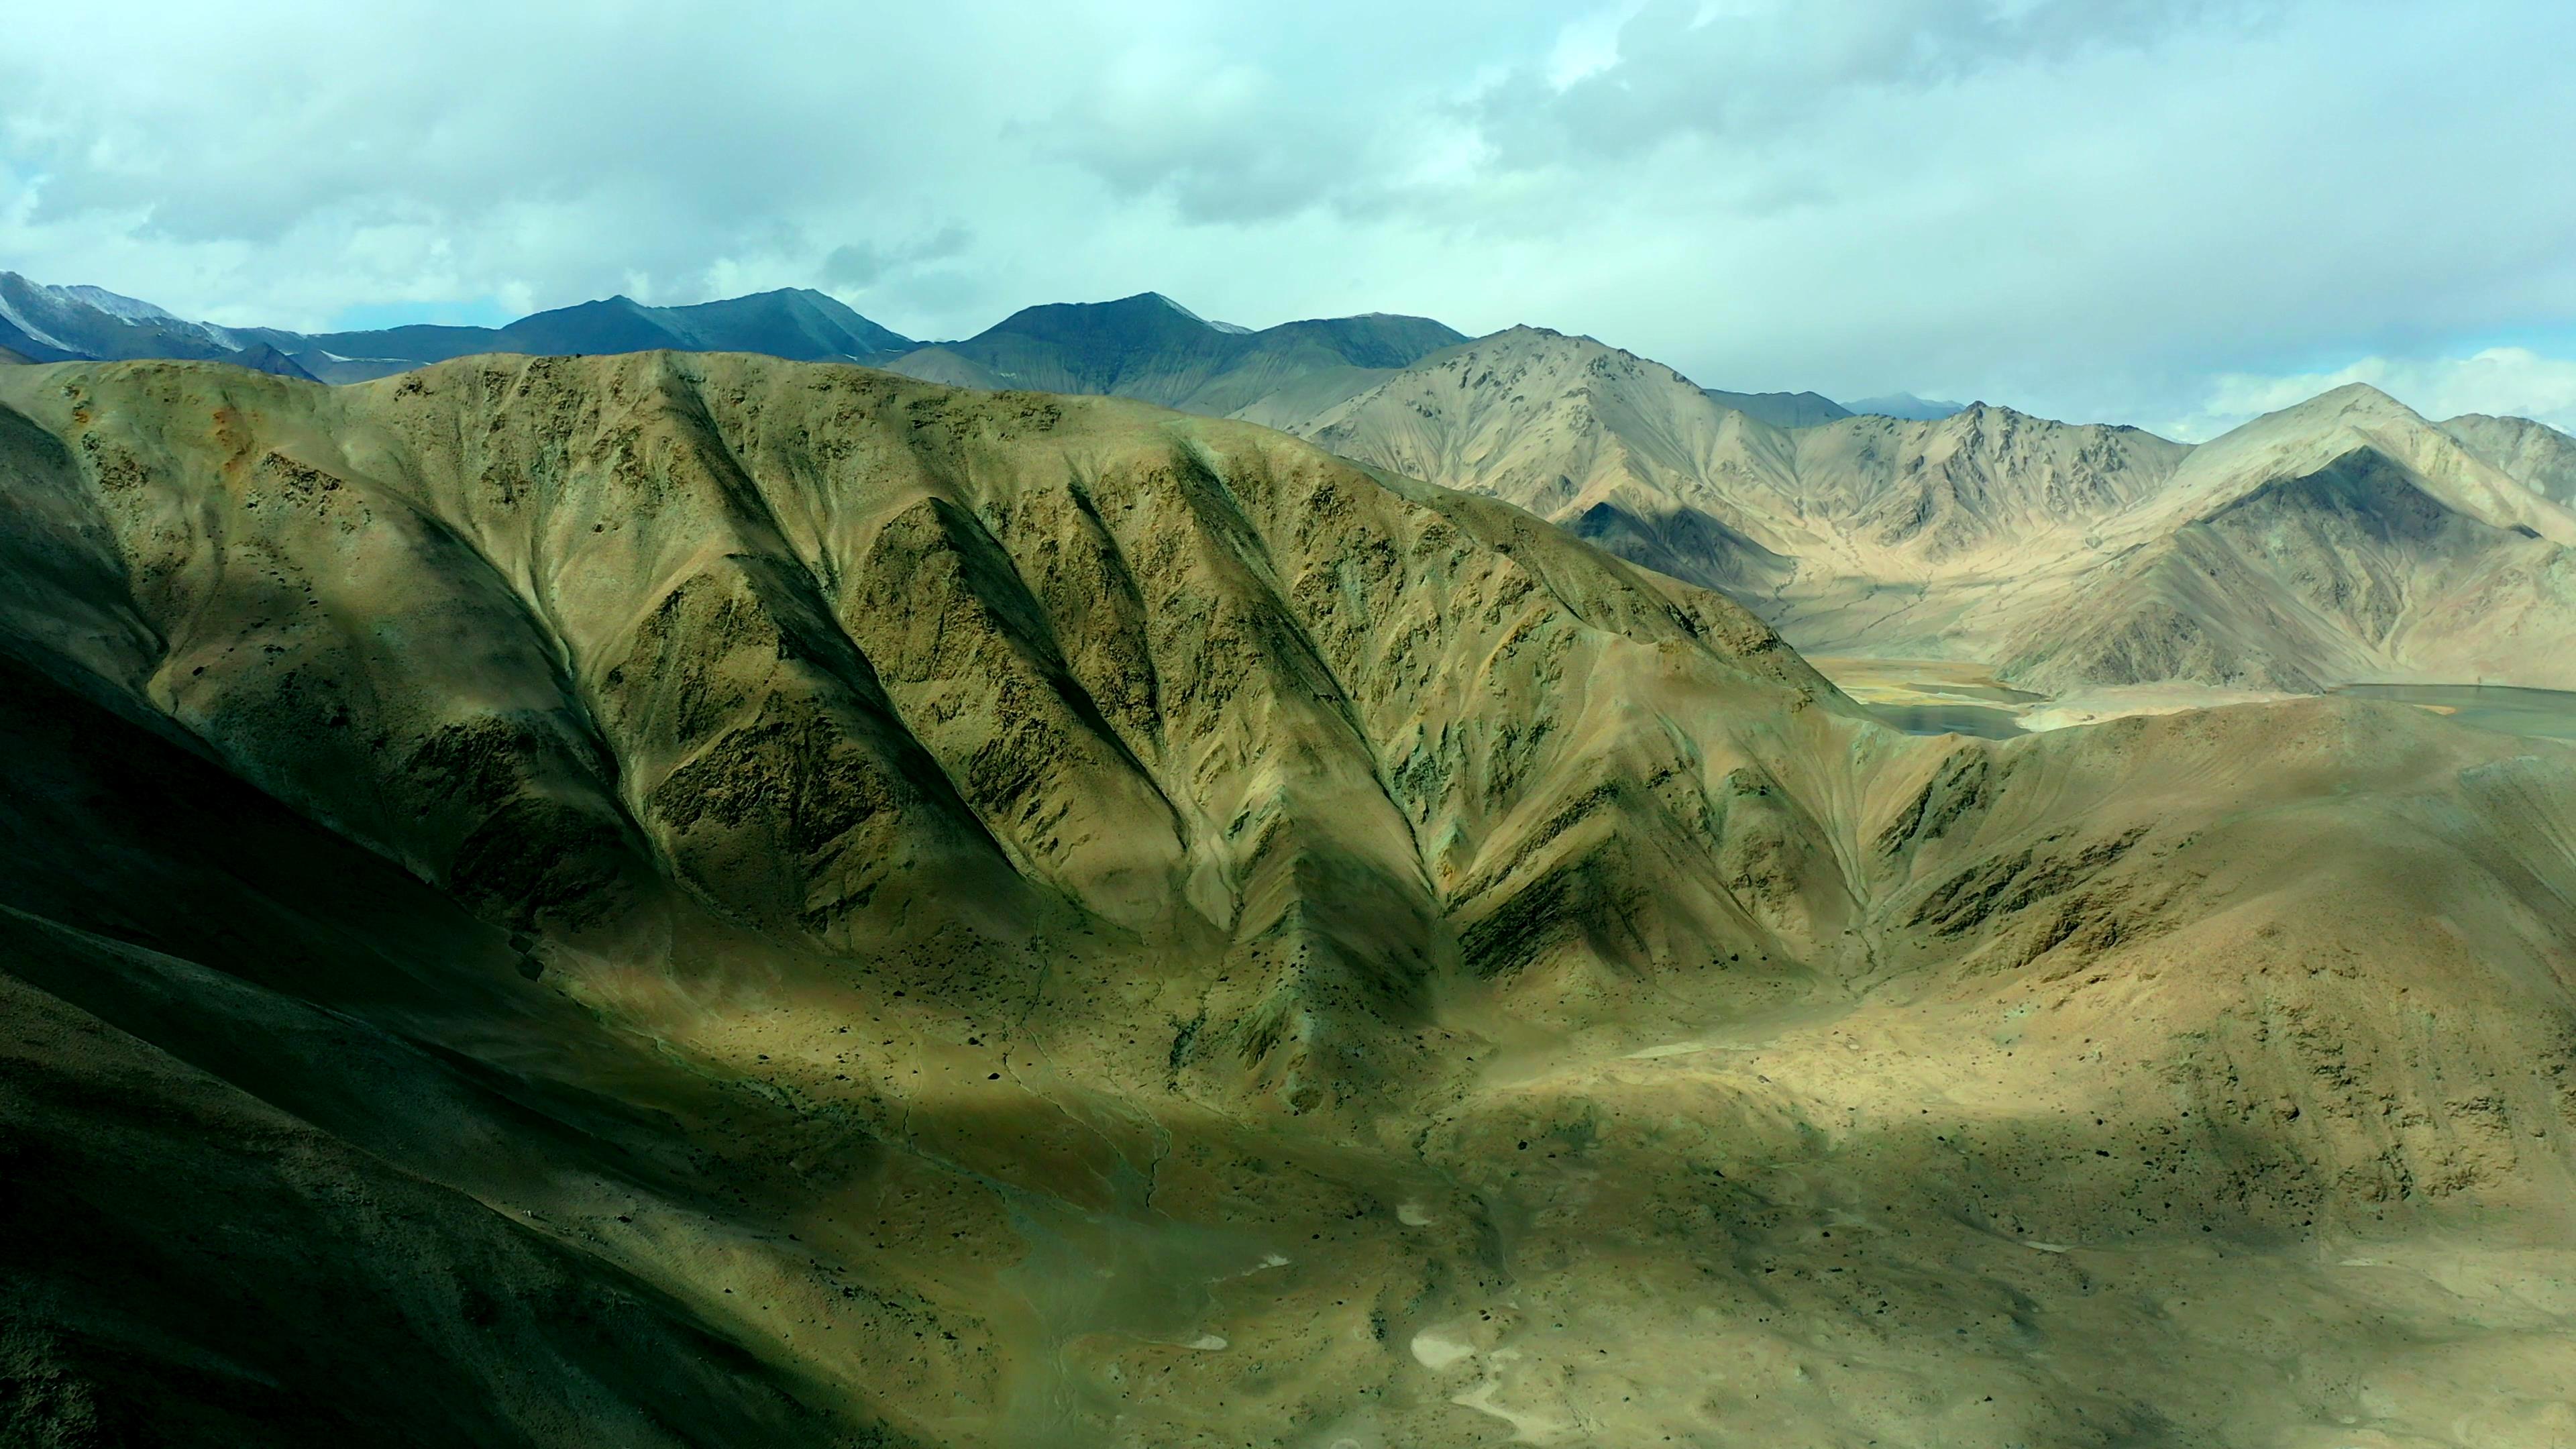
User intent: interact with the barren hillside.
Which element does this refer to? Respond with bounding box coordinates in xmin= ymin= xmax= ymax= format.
xmin=1 ymin=354 xmax=2571 ymax=1446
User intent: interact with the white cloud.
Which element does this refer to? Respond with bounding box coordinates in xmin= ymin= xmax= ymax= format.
xmin=1541 ymin=3 xmax=1647 ymax=90
xmin=2169 ymin=347 xmax=2576 ymax=441
xmin=0 ymin=0 xmax=2570 ymax=431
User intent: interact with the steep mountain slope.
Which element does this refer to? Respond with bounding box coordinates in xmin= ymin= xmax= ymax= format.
xmin=217 ymin=341 xmax=322 ymax=381
xmin=1784 ymin=403 xmax=2192 ymax=566
xmin=2 ymin=354 xmax=2574 ymax=1446
xmin=0 ymin=272 xmax=251 ymax=365
xmin=1293 ymin=327 xmax=1809 ymax=592
xmin=1289 ymin=327 xmax=2189 ymax=604
xmin=2442 ymin=411 xmax=2576 ymax=507
xmin=1992 ymin=386 xmax=2576 ymax=692
xmin=1789 ymin=389 xmax=2576 ymax=692
xmin=885 ymin=292 xmax=1464 ymax=418
xmin=1281 ymin=329 xmax=2576 ymax=695
xmin=0 ymin=343 xmax=29 ymax=366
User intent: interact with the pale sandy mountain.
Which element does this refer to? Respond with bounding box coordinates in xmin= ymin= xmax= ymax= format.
xmin=1780 ymin=402 xmax=2192 ymax=566
xmin=1283 ymin=329 xmax=2576 ymax=698
xmin=1287 ymin=327 xmax=2191 ymax=624
xmin=2440 ymin=411 xmax=2576 ymax=507
xmin=1774 ymin=386 xmax=2576 ymax=695
xmin=1293 ymin=326 xmax=1807 ymax=592
xmin=1988 ymin=384 xmax=2576 ymax=692
xmin=2 ymin=354 xmax=2575 ymax=1447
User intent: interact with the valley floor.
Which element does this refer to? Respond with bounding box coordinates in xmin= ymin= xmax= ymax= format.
xmin=1811 ymin=655 xmax=2576 ymax=744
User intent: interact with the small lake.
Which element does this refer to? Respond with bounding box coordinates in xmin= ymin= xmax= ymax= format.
xmin=1866 ymin=702 xmax=2027 ymax=739
xmin=1810 ymin=657 xmax=2038 ymax=739
xmin=2329 ymin=684 xmax=2576 ymax=742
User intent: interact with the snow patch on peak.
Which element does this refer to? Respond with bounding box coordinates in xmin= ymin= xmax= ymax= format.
xmin=0 ymin=293 xmax=72 ymax=352
xmin=52 ymin=284 xmax=176 ymax=323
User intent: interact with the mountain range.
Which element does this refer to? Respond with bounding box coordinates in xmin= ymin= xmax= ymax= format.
xmin=3 ymin=349 xmax=2573 ymax=1446
xmin=1281 ymin=326 xmax=2576 ymax=696
xmin=8 ymin=271 xmax=2576 ymax=705
xmin=0 ymin=270 xmax=1951 ymax=421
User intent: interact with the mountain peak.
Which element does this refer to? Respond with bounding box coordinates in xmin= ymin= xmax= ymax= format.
xmin=1089 ymin=291 xmax=1216 ymax=327
xmin=2309 ymin=380 xmax=2415 ymax=415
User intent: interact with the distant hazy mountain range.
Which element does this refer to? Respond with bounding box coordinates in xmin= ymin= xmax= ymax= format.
xmin=0 ymin=270 xmax=1955 ymax=422
xmin=881 ymin=292 xmax=1467 ymax=418
xmin=0 ymin=271 xmax=912 ymax=383
xmin=10 ymin=269 xmax=2575 ymax=698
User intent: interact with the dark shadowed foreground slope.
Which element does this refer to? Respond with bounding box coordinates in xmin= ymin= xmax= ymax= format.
xmin=1 ymin=354 xmax=2573 ymax=1447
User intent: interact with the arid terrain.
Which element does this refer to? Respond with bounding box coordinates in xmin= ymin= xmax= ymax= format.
xmin=1284 ymin=329 xmax=2576 ymax=706
xmin=1 ymin=350 xmax=2571 ymax=1446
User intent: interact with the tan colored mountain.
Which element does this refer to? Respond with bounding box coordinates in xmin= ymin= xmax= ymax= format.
xmin=1285 ymin=329 xmax=2576 ymax=696
xmin=1992 ymin=384 xmax=2576 ymax=691
xmin=1293 ymin=327 xmax=1809 ymax=592
xmin=3 ymin=354 xmax=2575 ymax=1447
xmin=2440 ymin=411 xmax=2576 ymax=508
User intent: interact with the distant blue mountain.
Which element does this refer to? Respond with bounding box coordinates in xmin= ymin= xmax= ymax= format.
xmin=884 ymin=292 xmax=1466 ymax=415
xmin=0 ymin=270 xmax=1982 ymax=435
xmin=1702 ymin=388 xmax=1854 ymax=428
xmin=1 ymin=272 xmax=916 ymax=383
xmin=235 ymin=288 xmax=917 ymax=382
xmin=1847 ymin=392 xmax=1968 ymax=421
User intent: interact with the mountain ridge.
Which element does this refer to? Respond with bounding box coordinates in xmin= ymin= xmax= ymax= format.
xmin=14 ymin=269 xmax=2576 ymax=699
xmin=1703 ymin=386 xmax=1853 ymax=428
xmin=3 ymin=351 xmax=2574 ymax=1445
xmin=2438 ymin=409 xmax=2576 ymax=508
xmin=0 ymin=269 xmax=1984 ymax=423
xmin=1276 ymin=326 xmax=2576 ymax=694
xmin=881 ymin=291 xmax=1468 ymax=417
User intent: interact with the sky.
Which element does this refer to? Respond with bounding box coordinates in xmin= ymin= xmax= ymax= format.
xmin=4 ymin=0 xmax=2573 ymax=439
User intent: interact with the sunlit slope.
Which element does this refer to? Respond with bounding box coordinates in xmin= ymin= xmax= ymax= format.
xmin=2443 ymin=411 xmax=2576 ymax=508
xmin=0 ymin=352 xmax=1862 ymax=1082
xmin=1285 ymin=330 xmax=2576 ymax=692
xmin=1 ymin=353 xmax=2572 ymax=1446
xmin=1997 ymin=384 xmax=2576 ymax=690
xmin=1294 ymin=327 xmax=1810 ymax=593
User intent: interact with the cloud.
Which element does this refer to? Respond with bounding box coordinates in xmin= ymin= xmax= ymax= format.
xmin=1034 ymin=46 xmax=1340 ymax=222
xmin=2170 ymin=347 xmax=2576 ymax=441
xmin=0 ymin=0 xmax=2569 ymax=430
xmin=1470 ymin=0 xmax=2259 ymax=166
xmin=824 ymin=226 xmax=974 ymax=290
